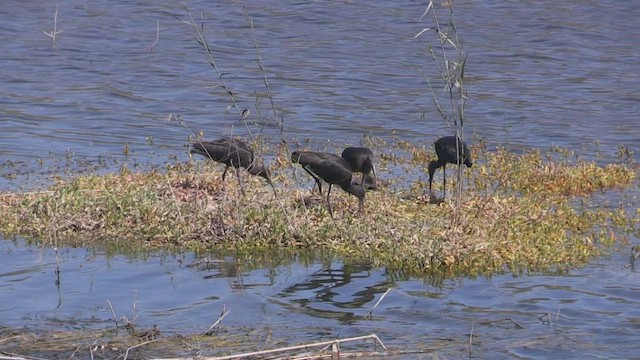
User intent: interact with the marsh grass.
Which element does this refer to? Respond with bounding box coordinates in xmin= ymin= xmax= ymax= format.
xmin=0 ymin=326 xmax=398 ymax=359
xmin=0 ymin=325 xmax=261 ymax=359
xmin=1 ymin=139 xmax=637 ymax=278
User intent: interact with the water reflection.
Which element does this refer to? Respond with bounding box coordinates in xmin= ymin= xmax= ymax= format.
xmin=2 ymin=237 xmax=640 ymax=357
xmin=274 ymin=263 xmax=392 ymax=323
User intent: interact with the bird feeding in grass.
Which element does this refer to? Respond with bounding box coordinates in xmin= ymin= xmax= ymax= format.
xmin=341 ymin=146 xmax=377 ymax=190
xmin=291 ymin=151 xmax=342 ymax=196
xmin=428 ymin=136 xmax=473 ymax=200
xmin=295 ymin=148 xmax=378 ymax=194
xmin=190 ymin=137 xmax=276 ymax=197
xmin=291 ymin=151 xmax=365 ymax=217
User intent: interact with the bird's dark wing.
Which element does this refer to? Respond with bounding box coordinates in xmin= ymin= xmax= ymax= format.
xmin=192 ymin=138 xmax=254 ymax=168
xmin=341 ymin=147 xmax=374 ymax=173
xmin=308 ymin=158 xmax=352 ymax=184
xmin=224 ymin=138 xmax=255 ymax=157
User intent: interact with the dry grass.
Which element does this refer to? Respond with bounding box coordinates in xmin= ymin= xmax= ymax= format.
xmin=0 ymin=139 xmax=637 ymax=278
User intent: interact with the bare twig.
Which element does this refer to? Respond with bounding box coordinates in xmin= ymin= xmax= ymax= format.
xmin=242 ymin=5 xmax=283 ymax=137
xmin=416 ymin=1 xmax=469 ymax=210
xmin=106 ymin=299 xmax=119 ymax=329
xmin=68 ymin=345 xmax=81 ymax=359
xmin=478 ymin=317 xmax=524 ymax=329
xmin=203 ymin=305 xmax=230 ymax=336
xmin=123 ymin=339 xmax=159 ymax=360
xmin=367 ymin=288 xmax=393 ymax=318
xmin=468 ymin=320 xmax=474 ymax=357
xmin=149 ymin=20 xmax=160 ymax=51
xmin=180 ymin=7 xmax=247 ymax=130
xmin=159 ymin=334 xmax=388 ymax=360
xmin=42 ymin=4 xmax=63 ymax=45
xmin=366 ymin=288 xmax=416 ymax=318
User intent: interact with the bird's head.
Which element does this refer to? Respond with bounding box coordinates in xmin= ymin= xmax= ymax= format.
xmin=342 ymin=181 xmax=366 ymax=207
xmin=464 ymin=157 xmax=473 ymax=167
xmin=350 ymin=184 xmax=366 ymax=215
xmin=249 ymin=164 xmax=272 ymax=183
xmin=249 ymin=164 xmax=278 ymax=197
xmin=362 ymin=173 xmax=378 ymax=191
xmin=290 ymin=151 xmax=301 ymax=163
xmin=427 ymin=160 xmax=441 ymax=179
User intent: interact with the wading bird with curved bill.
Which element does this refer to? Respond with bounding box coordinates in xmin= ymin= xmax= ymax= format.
xmin=428 ymin=135 xmax=473 ymax=200
xmin=341 ymin=146 xmax=377 ymax=190
xmin=191 ymin=137 xmax=277 ymax=197
xmin=291 ymin=151 xmax=341 ymax=196
xmin=291 ymin=151 xmax=365 ymax=217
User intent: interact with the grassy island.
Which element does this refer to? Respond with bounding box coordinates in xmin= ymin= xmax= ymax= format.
xmin=2 ymin=139 xmax=637 ymax=279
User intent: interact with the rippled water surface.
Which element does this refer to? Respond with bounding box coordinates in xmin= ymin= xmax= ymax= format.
xmin=1 ymin=0 xmax=639 ymax=358
xmin=2 ymin=239 xmax=640 ymax=358
xmin=1 ymin=1 xmax=638 ymax=165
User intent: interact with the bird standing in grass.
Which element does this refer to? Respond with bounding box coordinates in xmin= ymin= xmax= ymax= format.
xmin=190 ymin=137 xmax=276 ymax=196
xmin=428 ymin=136 xmax=473 ymax=200
xmin=291 ymin=151 xmax=365 ymax=217
xmin=341 ymin=146 xmax=377 ymax=190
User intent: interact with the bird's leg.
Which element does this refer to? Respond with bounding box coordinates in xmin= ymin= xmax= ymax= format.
xmin=358 ymin=195 xmax=365 ymax=215
xmin=442 ymin=164 xmax=447 ymax=200
xmin=326 ymin=184 xmax=334 ymax=218
xmin=218 ymin=165 xmax=229 ymax=195
xmin=428 ymin=160 xmax=439 ymax=201
xmin=371 ymin=165 xmax=378 ymax=189
xmin=303 ymin=166 xmax=323 ymax=195
xmin=235 ymin=167 xmax=246 ymax=196
xmin=222 ymin=165 xmax=229 ymax=181
xmin=270 ymin=182 xmax=279 ymax=199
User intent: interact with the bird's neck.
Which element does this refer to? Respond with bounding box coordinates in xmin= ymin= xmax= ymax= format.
xmin=247 ymin=164 xmax=264 ymax=175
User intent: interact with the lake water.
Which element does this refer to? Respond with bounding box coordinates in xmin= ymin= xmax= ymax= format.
xmin=1 ymin=0 xmax=639 ymax=358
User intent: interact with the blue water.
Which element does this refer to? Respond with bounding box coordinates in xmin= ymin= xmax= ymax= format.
xmin=1 ymin=1 xmax=639 ymax=358
xmin=1 ymin=1 xmax=638 ymax=166
xmin=2 ymin=239 xmax=639 ymax=358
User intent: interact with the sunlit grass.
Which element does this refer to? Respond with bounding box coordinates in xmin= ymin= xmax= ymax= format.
xmin=1 ymin=139 xmax=637 ymax=278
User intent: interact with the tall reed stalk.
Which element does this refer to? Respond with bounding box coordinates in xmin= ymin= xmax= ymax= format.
xmin=179 ymin=4 xmax=301 ymax=226
xmin=180 ymin=7 xmax=252 ymax=139
xmin=416 ymin=1 xmax=469 ymax=211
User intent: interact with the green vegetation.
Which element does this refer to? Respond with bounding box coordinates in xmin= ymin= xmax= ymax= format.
xmin=1 ymin=139 xmax=637 ymax=278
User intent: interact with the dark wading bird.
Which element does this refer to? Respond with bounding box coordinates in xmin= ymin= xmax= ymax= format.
xmin=428 ymin=135 xmax=473 ymax=200
xmin=290 ymin=151 xmax=342 ymax=195
xmin=341 ymin=146 xmax=377 ymax=190
xmin=190 ymin=138 xmax=277 ymax=197
xmin=291 ymin=151 xmax=365 ymax=216
xmin=299 ymin=148 xmax=377 ymax=194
